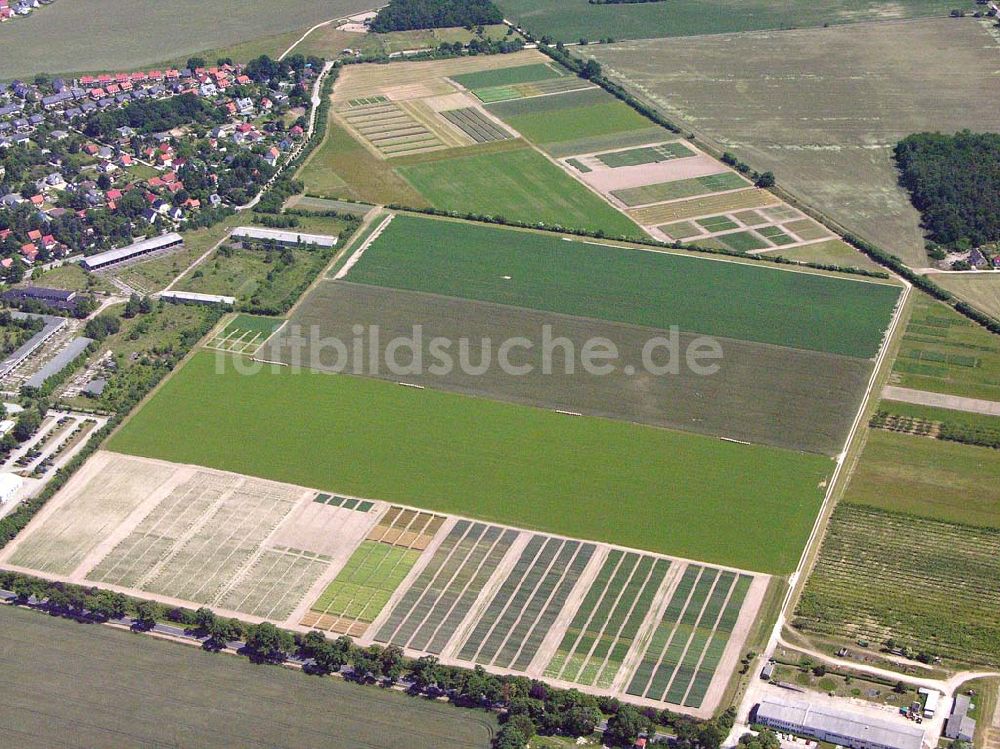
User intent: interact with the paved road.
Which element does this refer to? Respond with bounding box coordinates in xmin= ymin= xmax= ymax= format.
xmin=882 ymin=385 xmax=1000 ymax=416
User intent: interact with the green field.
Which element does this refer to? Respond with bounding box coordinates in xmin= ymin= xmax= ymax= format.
xmin=487 ymin=88 xmax=652 ymax=147
xmin=397 ymin=148 xmax=640 ymax=236
xmin=774 ymin=239 xmax=883 ymax=272
xmin=496 ymin=0 xmax=955 ymax=43
xmin=612 ymin=172 xmax=750 ymax=207
xmin=0 ymin=605 xmax=495 ymax=748
xmin=346 ymin=216 xmax=901 ymax=358
xmin=0 ymin=0 xmax=374 ymax=79
xmin=713 ymin=231 xmax=769 ymax=252
xmin=891 ymin=293 xmax=1000 ymax=402
xmin=264 ymin=280 xmax=872 ymax=455
xmin=109 ymin=352 xmax=830 ymax=573
xmin=451 ymin=63 xmax=561 ymax=89
xmin=312 ymin=541 xmax=421 ymax=621
xmin=841 ymin=429 xmax=1000 ymax=529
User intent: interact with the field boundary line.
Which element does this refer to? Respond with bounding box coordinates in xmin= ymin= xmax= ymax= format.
xmin=334 ymin=213 xmax=394 ymax=280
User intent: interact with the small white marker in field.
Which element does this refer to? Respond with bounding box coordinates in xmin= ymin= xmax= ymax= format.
xmin=502 ymin=275 xmax=512 ymax=280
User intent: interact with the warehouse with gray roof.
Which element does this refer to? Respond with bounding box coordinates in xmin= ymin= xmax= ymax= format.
xmin=754 ymin=697 xmax=925 ymax=749
xmin=83 ymin=233 xmax=183 ymax=271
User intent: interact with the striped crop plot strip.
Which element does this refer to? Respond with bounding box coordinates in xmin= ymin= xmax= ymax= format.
xmin=216 ymin=548 xmax=329 ymax=620
xmin=440 ymin=108 xmax=513 ymax=144
xmin=87 ymin=473 xmax=232 ymax=588
xmin=456 ymin=535 xmax=595 ymax=671
xmin=374 ymin=521 xmax=518 ymax=654
xmin=341 ymin=101 xmax=445 ymax=155
xmin=682 ymin=574 xmax=752 ymax=708
xmin=545 ymin=550 xmax=670 ymax=689
xmin=625 ymin=564 xmax=753 ymax=707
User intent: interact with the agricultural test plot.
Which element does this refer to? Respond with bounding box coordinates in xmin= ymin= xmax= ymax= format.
xmin=594 ymin=142 xmax=695 ymax=168
xmin=544 ymin=551 xmax=671 ymax=690
xmin=611 ymin=172 xmax=751 ymax=208
xmin=2 ymin=452 xmax=176 ymax=575
xmin=205 ymin=314 xmax=284 ymax=355
xmin=302 ymin=507 xmax=446 ymax=635
xmin=659 ymin=207 xmax=833 ymax=252
xmin=450 ymin=61 xmax=595 ymax=103
xmin=456 ymin=535 xmax=596 ymax=672
xmin=1 ymin=452 xmax=397 ymax=623
xmin=889 ymin=294 xmax=1000 ymax=403
xmin=374 ymin=520 xmax=520 ymax=654
xmin=440 ymin=108 xmax=513 ymax=143
xmin=795 ymin=503 xmax=1000 ymax=667
xmin=86 ymin=466 xmax=307 ymax=617
xmin=3 ymin=440 xmax=770 ymax=713
xmin=627 ymin=565 xmax=755 ymax=709
xmin=337 ymin=101 xmax=448 ymax=157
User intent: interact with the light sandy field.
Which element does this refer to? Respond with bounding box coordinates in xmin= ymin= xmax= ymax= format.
xmin=589 ymin=18 xmax=1000 ymax=267
xmin=0 ymin=451 xmax=767 ymax=716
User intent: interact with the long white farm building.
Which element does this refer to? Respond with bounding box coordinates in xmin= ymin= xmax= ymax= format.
xmin=231 ymin=226 xmax=338 ymax=248
xmin=83 ymin=233 xmax=183 ymax=271
xmin=754 ymin=697 xmax=925 ymax=749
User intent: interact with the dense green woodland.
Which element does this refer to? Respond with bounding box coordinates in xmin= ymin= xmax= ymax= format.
xmin=371 ymin=0 xmax=503 ymax=32
xmin=894 ymin=131 xmax=1000 ymax=248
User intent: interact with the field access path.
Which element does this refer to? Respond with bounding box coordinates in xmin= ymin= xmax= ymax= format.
xmin=881 ymin=385 xmax=1000 ymax=417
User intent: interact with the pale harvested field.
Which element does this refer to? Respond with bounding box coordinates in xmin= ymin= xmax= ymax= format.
xmin=575 ymin=153 xmax=728 ymax=193
xmin=590 ymin=18 xmax=1000 ymax=267
xmin=932 ymin=274 xmax=1000 ymax=322
xmin=331 ymin=50 xmax=548 ymax=103
xmin=627 ymin=188 xmax=779 ymax=225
